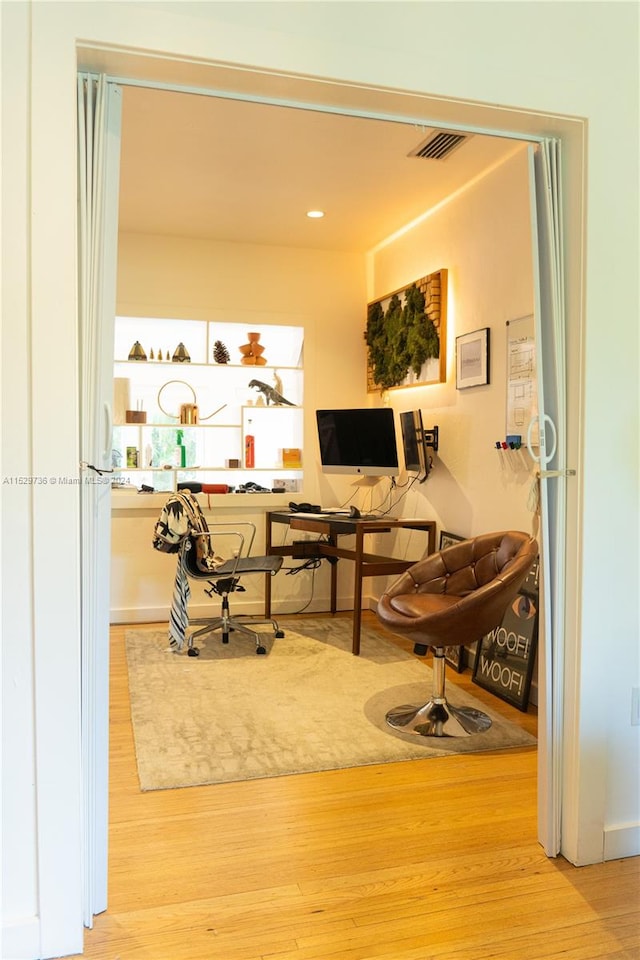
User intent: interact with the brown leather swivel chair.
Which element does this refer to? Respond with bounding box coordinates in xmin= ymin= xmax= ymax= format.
xmin=377 ymin=531 xmax=538 ymax=737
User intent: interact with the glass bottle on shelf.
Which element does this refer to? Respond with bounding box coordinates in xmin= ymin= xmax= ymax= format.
xmin=245 ymin=419 xmax=255 ymax=468
xmin=174 ymin=430 xmax=186 ymax=468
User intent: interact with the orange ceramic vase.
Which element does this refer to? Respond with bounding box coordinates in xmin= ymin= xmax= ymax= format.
xmin=239 ymin=332 xmax=267 ymax=366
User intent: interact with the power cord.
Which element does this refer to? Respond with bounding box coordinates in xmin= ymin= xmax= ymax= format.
xmin=281 ymin=563 xmax=320 ymax=614
xmin=283 ymin=557 xmax=323 ymax=574
xmin=376 ymin=474 xmax=420 ymax=517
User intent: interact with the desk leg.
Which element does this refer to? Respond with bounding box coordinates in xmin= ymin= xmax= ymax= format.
xmin=351 ymin=526 xmax=365 ymax=656
xmin=265 ymin=514 xmax=273 ymax=618
xmin=329 ymin=533 xmax=337 ymax=615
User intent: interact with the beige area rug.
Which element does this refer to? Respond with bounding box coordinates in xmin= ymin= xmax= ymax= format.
xmin=125 ymin=617 xmax=536 ymax=791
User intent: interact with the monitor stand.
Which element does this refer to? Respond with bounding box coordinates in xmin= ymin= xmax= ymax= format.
xmin=351 ymin=476 xmax=384 ymax=488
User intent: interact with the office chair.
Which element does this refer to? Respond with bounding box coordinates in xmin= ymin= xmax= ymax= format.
xmin=153 ymin=491 xmax=284 ymax=655
xmin=376 ymin=530 xmax=538 ymax=737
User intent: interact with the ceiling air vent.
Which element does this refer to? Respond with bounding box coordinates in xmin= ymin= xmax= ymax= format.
xmin=408 ymin=130 xmax=469 ymax=161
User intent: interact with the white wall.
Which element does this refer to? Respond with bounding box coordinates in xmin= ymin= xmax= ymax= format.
xmin=1 ymin=5 xmax=41 ymax=958
xmin=2 ymin=2 xmax=638 ymax=957
xmin=371 ymin=148 xmax=536 ymax=539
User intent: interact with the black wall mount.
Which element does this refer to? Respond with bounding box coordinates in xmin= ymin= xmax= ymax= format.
xmin=423 ymin=425 xmax=439 ymax=453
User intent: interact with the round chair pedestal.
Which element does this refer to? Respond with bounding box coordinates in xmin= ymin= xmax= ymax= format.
xmin=386 ymin=698 xmax=492 ymax=738
xmin=385 ymin=647 xmax=492 ymax=738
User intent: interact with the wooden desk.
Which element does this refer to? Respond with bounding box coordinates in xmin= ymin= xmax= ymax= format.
xmin=265 ymin=511 xmax=436 ymax=655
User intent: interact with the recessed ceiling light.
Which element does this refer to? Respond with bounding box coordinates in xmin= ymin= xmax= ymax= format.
xmin=306 ymin=210 xmax=325 ymax=219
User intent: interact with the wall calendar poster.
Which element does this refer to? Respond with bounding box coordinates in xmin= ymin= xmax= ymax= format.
xmin=506 ymin=314 xmax=539 ymax=446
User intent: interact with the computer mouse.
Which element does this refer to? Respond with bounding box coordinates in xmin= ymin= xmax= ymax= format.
xmin=349 ymin=505 xmax=361 ymax=519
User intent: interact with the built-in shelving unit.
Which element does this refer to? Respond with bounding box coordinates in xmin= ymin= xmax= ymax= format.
xmin=112 ymin=318 xmax=304 ymax=495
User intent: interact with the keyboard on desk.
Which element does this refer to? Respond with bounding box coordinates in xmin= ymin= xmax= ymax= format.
xmin=290 ymin=511 xmax=346 ymax=519
xmin=290 ymin=510 xmax=378 ymax=521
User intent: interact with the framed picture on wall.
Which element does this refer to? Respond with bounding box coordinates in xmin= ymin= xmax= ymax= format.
xmin=438 ymin=531 xmax=466 ymax=670
xmin=456 ymin=327 xmax=490 ymax=389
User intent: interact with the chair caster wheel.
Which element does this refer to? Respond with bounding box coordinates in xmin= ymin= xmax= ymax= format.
xmin=222 ymin=635 xmax=229 ymax=644
xmin=275 ymin=630 xmax=285 ymax=638
xmin=413 ymin=643 xmax=428 ymax=656
xmin=256 ymin=645 xmax=266 ymax=655
xmin=187 ymin=647 xmax=200 ymax=657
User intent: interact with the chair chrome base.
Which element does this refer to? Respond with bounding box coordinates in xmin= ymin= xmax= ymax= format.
xmin=384 ymin=645 xmax=493 ymax=738
xmin=386 ymin=698 xmax=492 ymax=738
xmin=189 ymin=613 xmax=284 ymax=655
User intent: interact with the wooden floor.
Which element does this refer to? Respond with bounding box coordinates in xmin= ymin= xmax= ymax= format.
xmin=70 ymin=613 xmax=639 ymax=960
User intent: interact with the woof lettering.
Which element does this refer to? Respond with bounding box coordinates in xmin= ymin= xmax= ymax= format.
xmin=488 ymin=625 xmax=531 ymax=658
xmin=478 ymin=654 xmax=524 ymax=696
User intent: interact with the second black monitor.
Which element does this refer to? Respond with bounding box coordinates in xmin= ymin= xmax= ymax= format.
xmin=400 ymin=409 xmax=431 ymax=481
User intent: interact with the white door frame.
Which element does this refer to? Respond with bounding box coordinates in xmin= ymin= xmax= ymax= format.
xmin=78 ymin=49 xmax=587 ymax=912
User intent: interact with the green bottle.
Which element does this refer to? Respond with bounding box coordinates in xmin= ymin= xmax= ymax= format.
xmin=175 ymin=430 xmax=186 ymax=468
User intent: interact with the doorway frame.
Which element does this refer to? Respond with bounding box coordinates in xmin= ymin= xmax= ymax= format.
xmin=79 ymin=40 xmax=587 ymax=863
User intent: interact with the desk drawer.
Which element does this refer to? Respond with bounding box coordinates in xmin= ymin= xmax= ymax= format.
xmin=289 ymin=517 xmax=330 ymax=534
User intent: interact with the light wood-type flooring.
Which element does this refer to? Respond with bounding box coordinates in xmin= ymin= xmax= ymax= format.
xmin=67 ymin=613 xmax=639 ymax=960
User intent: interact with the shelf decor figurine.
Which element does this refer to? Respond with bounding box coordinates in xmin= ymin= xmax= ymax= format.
xmin=128 ymin=341 xmax=147 ymax=361
xmin=125 ymin=400 xmax=147 ymax=423
xmin=248 ymin=378 xmax=294 ymax=406
xmin=213 ymin=340 xmax=230 ymax=364
xmin=239 ymin=331 xmax=267 ymax=366
xmin=172 ymin=342 xmax=191 ymax=363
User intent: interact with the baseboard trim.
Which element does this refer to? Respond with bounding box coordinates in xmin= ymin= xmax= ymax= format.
xmin=111 ymin=595 xmax=374 ymax=625
xmin=603 ymin=822 xmax=640 ymax=861
xmin=111 ymin=605 xmax=170 ymax=624
xmin=1 ymin=916 xmax=41 ymax=960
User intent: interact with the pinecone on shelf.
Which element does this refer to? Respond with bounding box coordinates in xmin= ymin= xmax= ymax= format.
xmin=213 ymin=340 xmax=230 ymax=364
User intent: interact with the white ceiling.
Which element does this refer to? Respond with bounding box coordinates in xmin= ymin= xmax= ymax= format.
xmin=118 ymin=85 xmax=524 ymax=253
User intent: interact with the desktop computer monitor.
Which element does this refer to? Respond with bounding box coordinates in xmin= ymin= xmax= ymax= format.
xmin=316 ymin=408 xmax=399 ymax=477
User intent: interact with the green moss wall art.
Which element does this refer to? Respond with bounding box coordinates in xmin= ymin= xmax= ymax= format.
xmin=365 ymin=268 xmax=447 ymax=392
